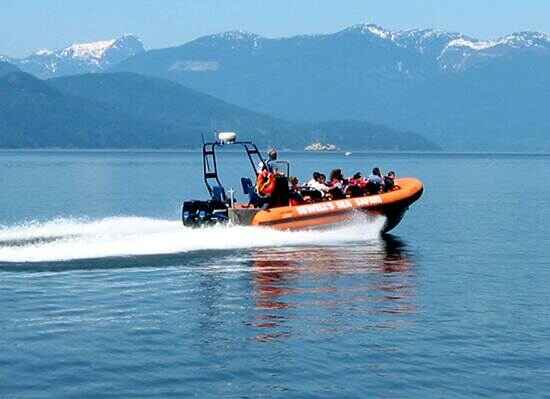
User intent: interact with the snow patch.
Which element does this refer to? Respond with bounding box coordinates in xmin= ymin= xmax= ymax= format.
xmin=170 ymin=60 xmax=219 ymax=72
xmin=366 ymin=24 xmax=391 ymax=39
xmin=347 ymin=24 xmax=395 ymax=41
xmin=446 ymin=32 xmax=550 ymax=52
xmin=500 ymin=32 xmax=550 ymax=48
xmin=35 ymin=49 xmax=53 ymax=56
xmin=447 ymin=38 xmax=498 ymax=51
xmin=61 ymin=39 xmax=117 ymax=60
xmin=214 ymin=30 xmax=260 ymax=41
xmin=206 ymin=30 xmax=263 ymax=49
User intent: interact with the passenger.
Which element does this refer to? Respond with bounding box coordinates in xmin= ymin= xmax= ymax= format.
xmin=327 ymin=169 xmax=346 ymax=199
xmin=384 ymin=171 xmax=396 ymax=192
xmin=289 ymin=176 xmax=300 ymax=192
xmin=307 ymin=171 xmax=321 ymax=187
xmin=351 ymin=172 xmax=367 ymax=187
xmin=257 ymin=148 xmax=278 ymax=172
xmin=305 ymin=171 xmax=330 ymax=200
xmin=328 ymin=169 xmax=344 ymax=185
xmin=256 ymin=166 xmax=277 ymax=208
xmin=289 ymin=176 xmax=305 ymax=206
xmin=256 ymin=166 xmax=268 ymax=189
xmin=366 ymin=167 xmax=384 ymax=194
xmin=317 ymin=174 xmax=331 ymax=194
xmin=309 ymin=172 xmax=331 ymax=193
xmin=347 ymin=172 xmax=366 ymax=197
xmin=270 ymin=173 xmax=290 ymax=208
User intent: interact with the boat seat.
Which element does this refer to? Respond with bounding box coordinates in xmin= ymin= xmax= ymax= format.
xmin=241 ymin=177 xmax=261 ymax=206
xmin=241 ymin=177 xmax=253 ymax=195
xmin=212 ymin=186 xmax=227 ymax=203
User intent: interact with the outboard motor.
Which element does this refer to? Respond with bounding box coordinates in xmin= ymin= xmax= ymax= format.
xmin=182 ymin=199 xmax=228 ymax=227
xmin=182 ymin=183 xmax=231 ymax=227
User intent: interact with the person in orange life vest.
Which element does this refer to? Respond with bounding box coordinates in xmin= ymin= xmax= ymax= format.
xmin=256 ymin=166 xmax=277 ymax=197
xmin=327 ymin=169 xmax=346 ymax=199
xmin=288 ymin=176 xmax=305 ymax=206
xmin=347 ymin=172 xmax=366 ymax=197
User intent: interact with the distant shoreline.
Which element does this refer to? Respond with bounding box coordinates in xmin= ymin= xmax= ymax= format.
xmin=1 ymin=148 xmax=550 ymax=156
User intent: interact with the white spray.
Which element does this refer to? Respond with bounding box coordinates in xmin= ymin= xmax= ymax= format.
xmin=0 ymin=216 xmax=385 ymax=263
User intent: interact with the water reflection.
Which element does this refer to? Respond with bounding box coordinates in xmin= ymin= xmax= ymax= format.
xmin=248 ymin=235 xmax=417 ymax=340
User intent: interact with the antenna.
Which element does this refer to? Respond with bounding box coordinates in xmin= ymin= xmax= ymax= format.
xmin=210 ymin=120 xmax=217 ymax=142
xmin=202 ymin=132 xmax=211 ymax=173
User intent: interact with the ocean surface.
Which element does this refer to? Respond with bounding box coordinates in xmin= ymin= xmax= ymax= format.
xmin=1 ymin=150 xmax=549 ymax=398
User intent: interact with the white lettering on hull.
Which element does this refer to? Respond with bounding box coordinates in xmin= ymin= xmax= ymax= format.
xmin=295 ymin=196 xmax=382 ymax=216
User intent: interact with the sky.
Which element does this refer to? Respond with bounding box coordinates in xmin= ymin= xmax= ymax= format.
xmin=2 ymin=0 xmax=550 ymax=57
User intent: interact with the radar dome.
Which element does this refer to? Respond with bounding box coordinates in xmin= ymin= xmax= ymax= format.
xmin=218 ymin=131 xmax=237 ymax=143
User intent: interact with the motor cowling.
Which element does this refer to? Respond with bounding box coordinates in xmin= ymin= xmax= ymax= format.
xmin=182 ymin=200 xmax=228 ymax=227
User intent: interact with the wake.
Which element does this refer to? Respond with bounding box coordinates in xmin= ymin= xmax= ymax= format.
xmin=0 ymin=216 xmax=385 ymax=263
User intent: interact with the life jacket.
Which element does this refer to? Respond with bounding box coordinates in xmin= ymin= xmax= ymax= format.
xmin=350 ymin=177 xmax=367 ymax=188
xmin=328 ymin=178 xmax=342 ymax=189
xmin=256 ymin=171 xmax=276 ymax=196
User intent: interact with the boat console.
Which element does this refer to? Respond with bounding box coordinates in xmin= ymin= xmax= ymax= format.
xmin=182 ymin=132 xmax=267 ymax=226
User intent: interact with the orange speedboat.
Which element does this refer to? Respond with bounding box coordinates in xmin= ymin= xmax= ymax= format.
xmin=182 ymin=132 xmax=423 ymax=233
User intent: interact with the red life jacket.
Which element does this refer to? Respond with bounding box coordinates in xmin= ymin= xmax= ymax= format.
xmin=257 ymin=171 xmax=276 ymax=196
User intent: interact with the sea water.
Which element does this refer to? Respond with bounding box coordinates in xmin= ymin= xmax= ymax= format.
xmin=1 ymin=150 xmax=549 ymax=397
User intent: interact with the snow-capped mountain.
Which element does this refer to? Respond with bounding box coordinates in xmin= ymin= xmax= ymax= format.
xmin=114 ymin=22 xmax=550 ymax=90
xmin=2 ymin=23 xmax=549 ymax=150
xmin=9 ymin=35 xmax=144 ymax=78
xmin=111 ymin=23 xmax=550 ymax=151
xmin=127 ymin=23 xmax=550 ymax=77
xmin=194 ymin=30 xmax=264 ymax=49
xmin=329 ymin=23 xmax=550 ymax=71
xmin=438 ymin=31 xmax=550 ymax=71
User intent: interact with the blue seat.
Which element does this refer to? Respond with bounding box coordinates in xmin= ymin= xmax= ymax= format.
xmin=241 ymin=177 xmax=261 ymax=206
xmin=241 ymin=177 xmax=253 ymax=194
xmin=212 ymin=186 xmax=226 ymax=203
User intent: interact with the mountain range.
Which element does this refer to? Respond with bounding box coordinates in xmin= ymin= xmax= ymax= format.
xmin=0 ymin=71 xmax=169 ymax=148
xmin=110 ymin=24 xmax=550 ymax=151
xmin=3 ymin=35 xmax=144 ymax=78
xmin=0 ymin=69 xmax=436 ymax=150
xmin=2 ymin=24 xmax=549 ymax=151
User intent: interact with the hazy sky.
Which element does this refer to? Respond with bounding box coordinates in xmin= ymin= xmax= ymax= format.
xmin=2 ymin=0 xmax=549 ymax=57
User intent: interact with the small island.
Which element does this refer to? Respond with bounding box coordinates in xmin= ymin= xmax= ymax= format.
xmin=304 ymin=142 xmax=338 ymax=151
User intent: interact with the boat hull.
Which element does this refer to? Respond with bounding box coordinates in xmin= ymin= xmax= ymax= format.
xmin=248 ymin=178 xmax=423 ymax=232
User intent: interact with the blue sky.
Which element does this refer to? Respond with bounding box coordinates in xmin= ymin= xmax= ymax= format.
xmin=2 ymin=0 xmax=549 ymax=57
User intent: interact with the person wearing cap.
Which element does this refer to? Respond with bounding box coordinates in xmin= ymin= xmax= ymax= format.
xmin=257 ymin=148 xmax=278 ymax=172
xmin=288 ymin=176 xmax=305 ymax=206
xmin=305 ymin=171 xmax=330 ymax=200
xmin=327 ymin=168 xmax=346 ymax=199
xmin=366 ymin=167 xmax=385 ymax=194
xmin=384 ymin=171 xmax=397 ymax=192
xmin=347 ymin=172 xmax=366 ymax=197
